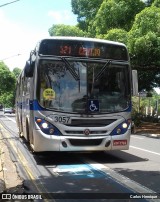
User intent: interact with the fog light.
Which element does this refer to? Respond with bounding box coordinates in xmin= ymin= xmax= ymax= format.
xmin=62 ymin=141 xmax=67 ymax=148
xmin=105 ymin=140 xmax=111 ymax=147
xmin=49 ymin=128 xmax=54 ymax=134
xmin=117 ymin=128 xmax=121 ymax=134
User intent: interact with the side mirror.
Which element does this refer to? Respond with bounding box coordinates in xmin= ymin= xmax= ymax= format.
xmin=132 ymin=70 xmax=138 ymax=96
xmin=24 ymin=60 xmax=34 ymax=77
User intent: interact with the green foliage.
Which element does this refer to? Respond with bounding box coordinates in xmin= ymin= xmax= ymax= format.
xmin=128 ymin=6 xmax=160 ymax=90
xmin=0 ymin=62 xmax=16 ymax=107
xmin=132 ymin=93 xmax=159 ymax=125
xmin=12 ymin=67 xmax=22 ymax=78
xmin=132 ymin=113 xmax=143 ymax=126
xmin=133 ymin=112 xmax=159 ymax=125
xmin=48 ymin=24 xmax=85 ymax=37
xmin=130 ymin=32 xmax=160 ymax=69
xmin=0 ymin=62 xmax=16 ymax=95
xmin=144 ymin=0 xmax=154 ymax=6
xmin=128 ymin=6 xmax=160 ymax=37
xmin=152 ymin=0 xmax=160 ymax=7
xmin=138 ymin=70 xmax=160 ymax=91
xmin=93 ymin=0 xmax=145 ymax=35
xmin=132 ymin=90 xmax=160 ymax=125
xmin=0 ymin=92 xmax=15 ymax=108
xmin=140 ymin=90 xmax=160 ymax=114
xmin=71 ymin=0 xmax=103 ymax=32
xmin=101 ymin=28 xmax=128 ymax=44
xmin=128 ymin=6 xmax=160 ymax=51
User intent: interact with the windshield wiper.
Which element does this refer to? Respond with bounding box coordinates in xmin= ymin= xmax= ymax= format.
xmin=61 ymin=57 xmax=80 ymax=81
xmin=94 ymin=60 xmax=111 ymax=81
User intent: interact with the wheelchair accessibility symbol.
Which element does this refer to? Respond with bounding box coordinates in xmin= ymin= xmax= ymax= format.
xmin=88 ymin=100 xmax=99 ymax=112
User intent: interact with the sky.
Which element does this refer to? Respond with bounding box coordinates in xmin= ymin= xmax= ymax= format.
xmin=0 ymin=0 xmax=77 ymax=70
xmin=0 ymin=0 xmax=159 ymax=95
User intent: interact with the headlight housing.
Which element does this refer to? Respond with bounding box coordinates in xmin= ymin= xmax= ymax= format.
xmin=35 ymin=117 xmax=61 ymax=135
xmin=110 ymin=119 xmax=131 ymax=136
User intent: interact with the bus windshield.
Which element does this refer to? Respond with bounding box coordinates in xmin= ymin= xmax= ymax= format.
xmin=37 ymin=59 xmax=130 ymax=113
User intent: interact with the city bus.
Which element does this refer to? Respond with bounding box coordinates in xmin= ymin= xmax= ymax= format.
xmin=15 ymin=37 xmax=138 ymax=152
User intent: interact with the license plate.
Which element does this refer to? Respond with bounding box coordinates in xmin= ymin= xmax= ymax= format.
xmin=113 ymin=140 xmax=127 ymax=146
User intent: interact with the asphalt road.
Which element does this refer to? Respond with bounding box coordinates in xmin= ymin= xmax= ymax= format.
xmin=0 ymin=112 xmax=160 ymax=202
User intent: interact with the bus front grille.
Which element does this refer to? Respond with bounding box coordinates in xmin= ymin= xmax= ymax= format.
xmin=65 ymin=119 xmax=116 ymax=127
xmin=65 ymin=130 xmax=107 ymax=135
xmin=69 ymin=139 xmax=103 ymax=146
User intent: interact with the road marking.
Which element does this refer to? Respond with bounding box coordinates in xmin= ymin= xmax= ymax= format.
xmin=52 ymin=164 xmax=96 ymax=178
xmin=82 ymin=158 xmax=156 ymax=201
xmin=4 ymin=116 xmax=16 ymax=123
xmin=131 ymin=136 xmax=144 ymax=140
xmin=53 ymin=164 xmax=93 ymax=174
xmin=130 ymin=146 xmax=160 ymax=156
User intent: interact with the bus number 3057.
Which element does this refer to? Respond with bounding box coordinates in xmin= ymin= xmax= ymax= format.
xmin=47 ymin=115 xmax=70 ymax=124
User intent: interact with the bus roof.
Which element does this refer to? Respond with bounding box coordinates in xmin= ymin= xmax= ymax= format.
xmin=37 ymin=36 xmax=127 ymax=47
xmin=35 ymin=36 xmax=129 ymax=61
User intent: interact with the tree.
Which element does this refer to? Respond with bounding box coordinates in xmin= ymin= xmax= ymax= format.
xmin=93 ymin=0 xmax=145 ymax=35
xmin=137 ymin=70 xmax=160 ymax=91
xmin=144 ymin=0 xmax=154 ymax=6
xmin=128 ymin=6 xmax=160 ymax=91
xmin=0 ymin=62 xmax=16 ymax=107
xmin=128 ymin=6 xmax=160 ymax=59
xmin=0 ymin=62 xmax=16 ymax=94
xmin=0 ymin=93 xmax=15 ymax=108
xmin=71 ymin=0 xmax=103 ymax=32
xmin=152 ymin=0 xmax=160 ymax=7
xmin=48 ymin=24 xmax=85 ymax=37
xmin=101 ymin=28 xmax=128 ymax=44
xmin=12 ymin=67 xmax=22 ymax=78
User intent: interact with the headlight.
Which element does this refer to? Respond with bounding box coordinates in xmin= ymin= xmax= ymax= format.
xmin=111 ymin=119 xmax=131 ymax=136
xmin=35 ymin=117 xmax=61 ymax=135
xmin=122 ymin=122 xmax=128 ymax=129
xmin=42 ymin=122 xmax=48 ymax=129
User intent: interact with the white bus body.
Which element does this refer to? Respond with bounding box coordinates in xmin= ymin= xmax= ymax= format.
xmin=15 ymin=37 xmax=137 ymax=152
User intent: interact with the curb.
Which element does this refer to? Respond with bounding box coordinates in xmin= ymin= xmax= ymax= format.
xmin=0 ymin=134 xmax=6 ymax=194
xmin=133 ymin=133 xmax=160 ymax=139
xmin=0 ymin=179 xmax=5 ymax=193
xmin=0 ymin=125 xmax=23 ymax=194
xmin=146 ymin=134 xmax=160 ymax=139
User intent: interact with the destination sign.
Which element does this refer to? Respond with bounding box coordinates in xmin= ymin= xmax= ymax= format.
xmin=60 ymin=46 xmax=101 ymax=57
xmin=39 ymin=39 xmax=128 ymax=60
